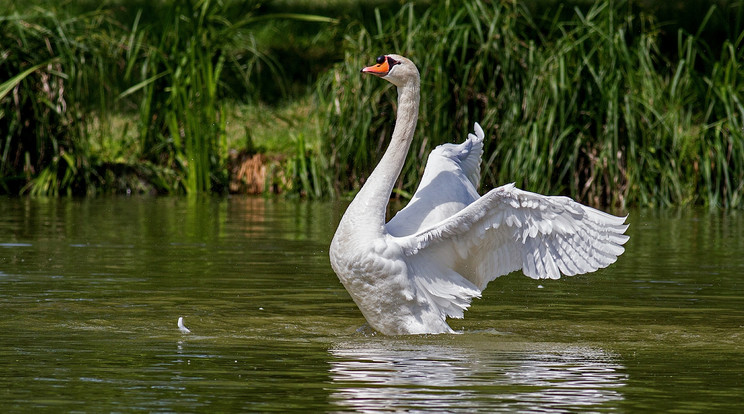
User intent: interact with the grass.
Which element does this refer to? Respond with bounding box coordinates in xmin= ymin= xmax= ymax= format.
xmin=0 ymin=6 xmax=107 ymax=195
xmin=1 ymin=0 xmax=743 ymax=208
xmin=117 ymin=0 xmax=335 ymax=194
xmin=228 ymin=98 xmax=321 ymax=156
xmin=0 ymin=0 xmax=334 ymax=196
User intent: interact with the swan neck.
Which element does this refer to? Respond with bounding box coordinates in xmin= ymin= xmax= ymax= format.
xmin=348 ymin=78 xmax=420 ymax=232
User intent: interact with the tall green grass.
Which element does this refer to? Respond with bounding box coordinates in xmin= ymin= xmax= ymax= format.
xmin=315 ymin=0 xmax=744 ymax=208
xmin=1 ymin=0 xmax=334 ymax=195
xmin=2 ymin=0 xmax=743 ymax=207
xmin=123 ymin=0 xmax=235 ymax=194
xmin=0 ymin=7 xmax=106 ymax=195
xmin=117 ymin=0 xmax=333 ymax=194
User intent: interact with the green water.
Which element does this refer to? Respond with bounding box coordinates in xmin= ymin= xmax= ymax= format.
xmin=0 ymin=197 xmax=742 ymax=412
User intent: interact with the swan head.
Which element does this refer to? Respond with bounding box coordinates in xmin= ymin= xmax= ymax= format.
xmin=361 ymin=54 xmax=419 ymax=87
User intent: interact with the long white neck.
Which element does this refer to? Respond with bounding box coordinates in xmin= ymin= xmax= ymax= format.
xmin=342 ymin=77 xmax=420 ymax=235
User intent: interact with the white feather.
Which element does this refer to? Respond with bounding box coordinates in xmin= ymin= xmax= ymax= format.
xmin=177 ymin=317 xmax=191 ymax=334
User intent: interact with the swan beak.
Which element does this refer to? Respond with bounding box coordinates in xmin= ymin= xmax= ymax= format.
xmin=361 ymin=60 xmax=390 ymax=77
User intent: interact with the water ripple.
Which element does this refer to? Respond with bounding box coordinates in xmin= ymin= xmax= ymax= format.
xmin=329 ymin=341 xmax=626 ymax=413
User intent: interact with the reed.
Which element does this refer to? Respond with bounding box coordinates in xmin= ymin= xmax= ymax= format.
xmin=0 ymin=4 xmax=192 ymax=195
xmin=1 ymin=1 xmax=334 ymax=195
xmin=121 ymin=0 xmax=270 ymax=194
xmin=2 ymin=0 xmax=743 ymax=207
xmin=0 ymin=7 xmax=105 ymax=195
xmin=315 ymin=0 xmax=744 ymax=208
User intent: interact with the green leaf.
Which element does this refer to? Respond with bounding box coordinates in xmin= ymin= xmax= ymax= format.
xmin=0 ymin=59 xmax=58 ymax=102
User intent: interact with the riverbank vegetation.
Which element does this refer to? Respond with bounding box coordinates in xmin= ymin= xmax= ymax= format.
xmin=2 ymin=0 xmax=743 ymax=208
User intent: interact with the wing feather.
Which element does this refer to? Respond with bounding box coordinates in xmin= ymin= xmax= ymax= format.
xmin=386 ymin=123 xmax=484 ymax=237
xmin=396 ymin=183 xmax=629 ymax=288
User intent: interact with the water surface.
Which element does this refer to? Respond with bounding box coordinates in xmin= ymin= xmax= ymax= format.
xmin=0 ymin=197 xmax=742 ymax=412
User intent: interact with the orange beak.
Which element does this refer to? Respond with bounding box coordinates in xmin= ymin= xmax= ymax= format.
xmin=361 ymin=59 xmax=390 ymax=77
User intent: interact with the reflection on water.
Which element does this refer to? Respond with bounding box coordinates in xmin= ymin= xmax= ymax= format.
xmin=329 ymin=339 xmax=626 ymax=413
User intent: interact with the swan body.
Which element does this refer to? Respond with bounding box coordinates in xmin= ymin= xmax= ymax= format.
xmin=329 ymin=54 xmax=629 ymax=335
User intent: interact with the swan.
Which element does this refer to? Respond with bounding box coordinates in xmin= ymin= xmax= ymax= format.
xmin=329 ymin=54 xmax=629 ymax=335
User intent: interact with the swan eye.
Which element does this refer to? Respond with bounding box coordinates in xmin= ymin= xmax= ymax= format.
xmin=376 ymin=55 xmax=386 ymax=64
xmin=386 ymin=56 xmax=400 ymax=66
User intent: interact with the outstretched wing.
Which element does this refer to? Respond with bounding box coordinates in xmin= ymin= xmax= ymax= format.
xmin=448 ymin=122 xmax=484 ymax=188
xmin=396 ymin=183 xmax=629 ymax=290
xmin=387 ymin=123 xmax=485 ymax=237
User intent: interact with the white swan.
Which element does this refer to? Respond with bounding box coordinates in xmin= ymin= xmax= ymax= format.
xmin=329 ymin=54 xmax=629 ymax=335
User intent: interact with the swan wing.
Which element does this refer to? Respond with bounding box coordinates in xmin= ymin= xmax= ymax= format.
xmin=403 ymin=250 xmax=483 ymax=331
xmin=397 ymin=183 xmax=629 ymax=289
xmin=386 ymin=123 xmax=485 ymax=236
xmin=445 ymin=122 xmax=484 ymax=188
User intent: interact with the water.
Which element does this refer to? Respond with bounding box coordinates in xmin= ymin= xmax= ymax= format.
xmin=0 ymin=197 xmax=742 ymax=412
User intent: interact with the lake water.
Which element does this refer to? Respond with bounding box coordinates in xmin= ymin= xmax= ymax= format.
xmin=0 ymin=196 xmax=742 ymax=412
